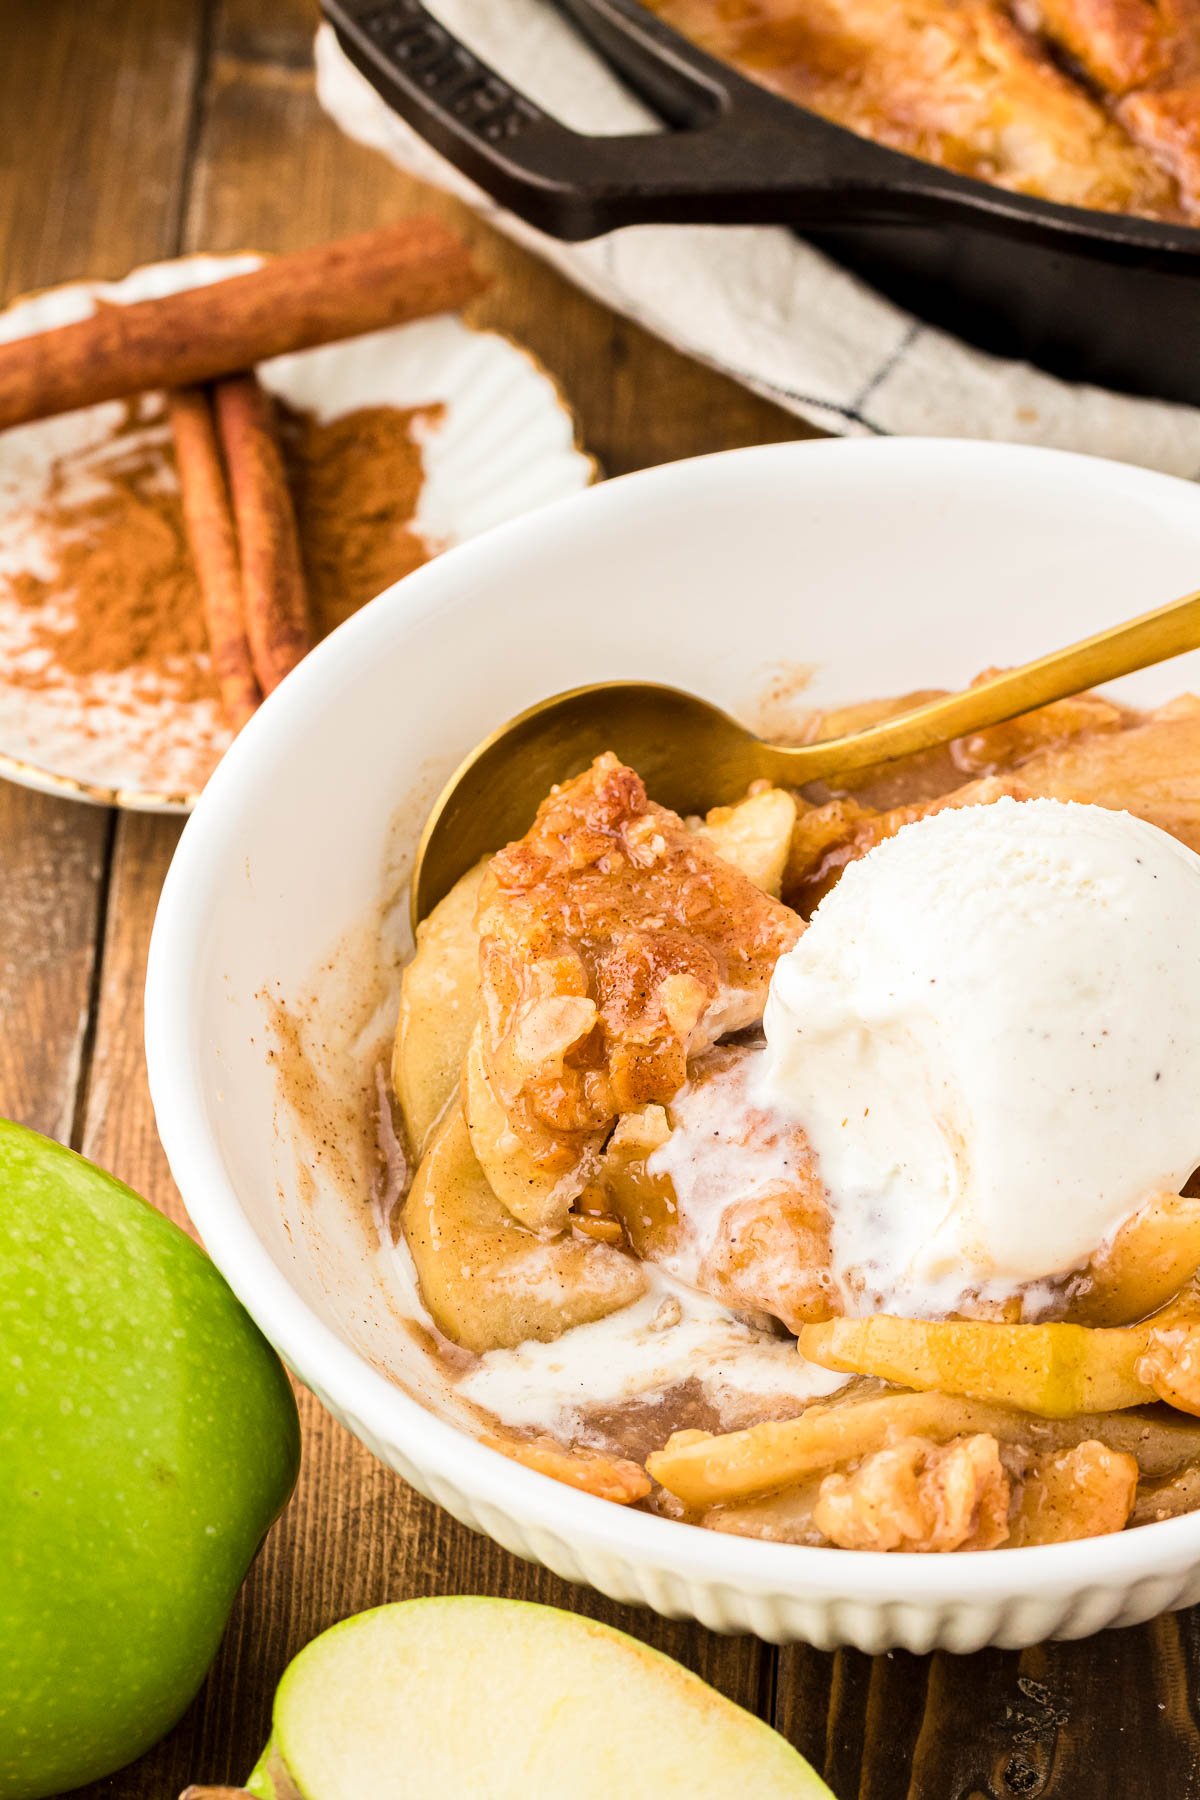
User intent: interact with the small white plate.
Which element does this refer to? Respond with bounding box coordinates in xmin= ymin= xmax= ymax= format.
xmin=0 ymin=255 xmax=593 ymax=811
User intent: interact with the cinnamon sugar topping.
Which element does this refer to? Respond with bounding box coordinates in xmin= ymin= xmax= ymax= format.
xmin=0 ymin=394 xmax=439 ymax=795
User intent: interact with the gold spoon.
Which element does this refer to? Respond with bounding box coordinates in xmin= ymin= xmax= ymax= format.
xmin=411 ymin=579 xmax=1200 ymax=926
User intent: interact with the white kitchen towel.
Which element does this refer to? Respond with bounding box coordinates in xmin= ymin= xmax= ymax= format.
xmin=315 ymin=7 xmax=1200 ymax=476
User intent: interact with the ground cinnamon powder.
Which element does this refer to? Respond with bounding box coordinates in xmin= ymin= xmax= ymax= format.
xmin=9 ymin=402 xmax=216 ymax=703
xmin=5 ymin=393 xmax=442 ymax=719
xmin=280 ymin=400 xmax=444 ymax=635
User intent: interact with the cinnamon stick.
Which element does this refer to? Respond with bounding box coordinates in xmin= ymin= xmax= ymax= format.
xmin=214 ymin=374 xmax=310 ymax=695
xmin=0 ymin=220 xmax=484 ymax=431
xmin=168 ymin=386 xmax=260 ymax=731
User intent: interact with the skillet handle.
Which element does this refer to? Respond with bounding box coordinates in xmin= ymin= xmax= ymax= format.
xmin=322 ymin=0 xmax=1160 ymax=251
xmin=321 ymin=0 xmax=940 ymax=238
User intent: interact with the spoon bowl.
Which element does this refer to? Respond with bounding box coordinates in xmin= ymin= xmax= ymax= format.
xmin=412 ymin=573 xmax=1200 ymax=924
xmin=411 ymin=681 xmax=758 ymax=925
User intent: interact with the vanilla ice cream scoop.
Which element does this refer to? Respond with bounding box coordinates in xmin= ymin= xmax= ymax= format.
xmin=759 ymin=797 xmax=1200 ymax=1317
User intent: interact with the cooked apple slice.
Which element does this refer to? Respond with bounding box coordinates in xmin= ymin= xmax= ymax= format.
xmin=598 ymin=1104 xmax=676 ymax=1255
xmin=717 ymin=1438 xmax=1019 ymax=1553
xmin=799 ymin=1317 xmax=1155 ymax=1417
xmin=952 ymin=688 xmax=1123 ymax=775
xmin=234 ymin=1598 xmax=831 ymax=1800
xmin=1067 ymin=1191 xmax=1200 ymax=1326
xmin=695 ymin=787 xmax=797 ymax=896
xmin=403 ymin=1105 xmax=644 ymax=1354
xmin=648 ymin=1391 xmax=1200 ymax=1509
xmin=481 ymin=1433 xmax=650 ymax=1504
xmin=462 ymin=1026 xmax=579 ymax=1233
xmin=648 ymin=1394 xmax=964 ymax=1509
xmin=1014 ymin=708 xmax=1200 ymax=852
xmin=705 ymin=1480 xmax=824 ymax=1544
xmin=392 ymin=860 xmax=486 ymax=1157
xmin=813 ymin=1314 xmax=1155 ymax=1412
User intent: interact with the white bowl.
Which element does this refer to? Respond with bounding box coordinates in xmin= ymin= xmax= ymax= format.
xmin=146 ymin=439 xmax=1200 ymax=1654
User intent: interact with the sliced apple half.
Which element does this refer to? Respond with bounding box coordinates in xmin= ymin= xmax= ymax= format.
xmin=238 ymin=1598 xmax=830 ymax=1800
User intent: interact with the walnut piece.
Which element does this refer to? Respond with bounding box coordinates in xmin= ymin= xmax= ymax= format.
xmin=1008 ymin=1439 xmax=1138 ymax=1546
xmin=1139 ymin=1324 xmax=1200 ymax=1416
xmin=812 ymin=1434 xmax=1011 ymax=1552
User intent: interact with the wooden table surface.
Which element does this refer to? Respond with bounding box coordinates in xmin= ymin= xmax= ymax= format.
xmin=2 ymin=4 xmax=1198 ymax=1795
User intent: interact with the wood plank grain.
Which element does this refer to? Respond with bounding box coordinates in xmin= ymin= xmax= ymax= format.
xmin=0 ymin=0 xmax=210 ymax=1155
xmin=78 ymin=813 xmax=184 ymax=1221
xmin=0 ymin=0 xmax=207 ymax=290
xmin=0 ymin=786 xmax=109 ymax=1141
xmin=776 ymin=1614 xmax=1200 ymax=1797
xmin=905 ymin=1618 xmax=1200 ymax=1799
xmin=774 ymin=1643 xmax=932 ymax=1799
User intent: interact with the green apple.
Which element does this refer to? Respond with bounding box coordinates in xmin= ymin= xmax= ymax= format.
xmin=211 ymin=1597 xmax=833 ymax=1798
xmin=0 ymin=1119 xmax=300 ymax=1800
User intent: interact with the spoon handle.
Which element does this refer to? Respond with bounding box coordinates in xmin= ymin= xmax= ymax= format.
xmin=769 ymin=581 xmax=1200 ymax=784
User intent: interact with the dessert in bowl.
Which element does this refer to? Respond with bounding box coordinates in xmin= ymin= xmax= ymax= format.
xmin=146 ymin=438 xmax=1200 ymax=1651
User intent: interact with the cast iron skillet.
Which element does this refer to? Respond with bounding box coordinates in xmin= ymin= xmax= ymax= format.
xmin=322 ymin=0 xmax=1200 ymax=407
